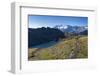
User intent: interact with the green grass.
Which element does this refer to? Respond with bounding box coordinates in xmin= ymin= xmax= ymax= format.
xmin=28 ymin=36 xmax=88 ymax=60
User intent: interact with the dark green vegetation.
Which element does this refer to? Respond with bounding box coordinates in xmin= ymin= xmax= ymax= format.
xmin=28 ymin=27 xmax=65 ymax=47
xmin=28 ymin=36 xmax=88 ymax=60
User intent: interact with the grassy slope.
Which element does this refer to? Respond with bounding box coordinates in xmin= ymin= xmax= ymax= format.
xmin=28 ymin=36 xmax=88 ymax=60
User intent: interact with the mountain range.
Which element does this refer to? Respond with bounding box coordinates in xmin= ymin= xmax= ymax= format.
xmin=54 ymin=25 xmax=88 ymax=34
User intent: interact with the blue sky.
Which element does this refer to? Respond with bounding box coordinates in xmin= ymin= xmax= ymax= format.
xmin=28 ymin=15 xmax=88 ymax=28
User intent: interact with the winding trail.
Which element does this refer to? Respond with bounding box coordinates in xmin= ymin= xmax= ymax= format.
xmin=68 ymin=37 xmax=80 ymax=59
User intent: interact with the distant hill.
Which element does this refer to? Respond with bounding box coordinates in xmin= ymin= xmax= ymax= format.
xmin=79 ymin=30 xmax=88 ymax=35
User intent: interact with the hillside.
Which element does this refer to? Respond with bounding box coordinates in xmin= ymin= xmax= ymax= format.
xmin=28 ymin=27 xmax=65 ymax=47
xmin=28 ymin=36 xmax=88 ymax=60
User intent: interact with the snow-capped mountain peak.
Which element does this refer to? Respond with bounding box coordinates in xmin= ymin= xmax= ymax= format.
xmin=54 ymin=25 xmax=68 ymax=29
xmin=54 ymin=25 xmax=88 ymax=33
